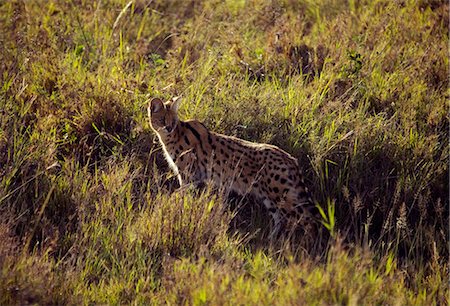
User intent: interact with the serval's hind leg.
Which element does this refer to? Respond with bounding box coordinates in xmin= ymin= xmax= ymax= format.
xmin=262 ymin=198 xmax=283 ymax=239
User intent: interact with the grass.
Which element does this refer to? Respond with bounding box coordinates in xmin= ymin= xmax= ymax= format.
xmin=0 ymin=0 xmax=448 ymax=304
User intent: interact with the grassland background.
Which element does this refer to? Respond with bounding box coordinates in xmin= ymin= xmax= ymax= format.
xmin=0 ymin=0 xmax=448 ymax=304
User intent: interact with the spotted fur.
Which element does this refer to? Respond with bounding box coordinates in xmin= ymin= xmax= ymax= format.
xmin=148 ymin=97 xmax=319 ymax=236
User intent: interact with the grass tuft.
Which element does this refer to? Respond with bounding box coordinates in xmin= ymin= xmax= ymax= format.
xmin=0 ymin=0 xmax=448 ymax=304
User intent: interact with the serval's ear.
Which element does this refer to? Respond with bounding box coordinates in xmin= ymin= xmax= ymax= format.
xmin=170 ymin=96 xmax=182 ymax=113
xmin=149 ymin=98 xmax=164 ymax=114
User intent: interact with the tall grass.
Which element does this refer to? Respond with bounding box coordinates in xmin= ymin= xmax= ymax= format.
xmin=0 ymin=0 xmax=448 ymax=304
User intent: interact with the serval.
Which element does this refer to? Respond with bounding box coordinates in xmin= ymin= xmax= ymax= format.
xmin=148 ymin=96 xmax=319 ymax=237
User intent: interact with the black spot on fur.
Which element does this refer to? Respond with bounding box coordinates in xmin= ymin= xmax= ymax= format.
xmin=184 ymin=135 xmax=190 ymax=145
xmin=297 ymin=191 xmax=309 ymax=199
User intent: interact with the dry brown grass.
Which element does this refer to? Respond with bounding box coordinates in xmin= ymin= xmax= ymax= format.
xmin=0 ymin=0 xmax=448 ymax=304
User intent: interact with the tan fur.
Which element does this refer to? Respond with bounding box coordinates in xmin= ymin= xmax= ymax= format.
xmin=148 ymin=97 xmax=318 ymax=236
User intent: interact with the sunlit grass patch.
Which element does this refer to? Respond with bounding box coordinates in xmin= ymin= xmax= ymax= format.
xmin=0 ymin=0 xmax=448 ymax=304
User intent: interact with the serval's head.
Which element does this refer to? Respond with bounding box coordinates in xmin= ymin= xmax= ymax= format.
xmin=148 ymin=96 xmax=181 ymax=136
